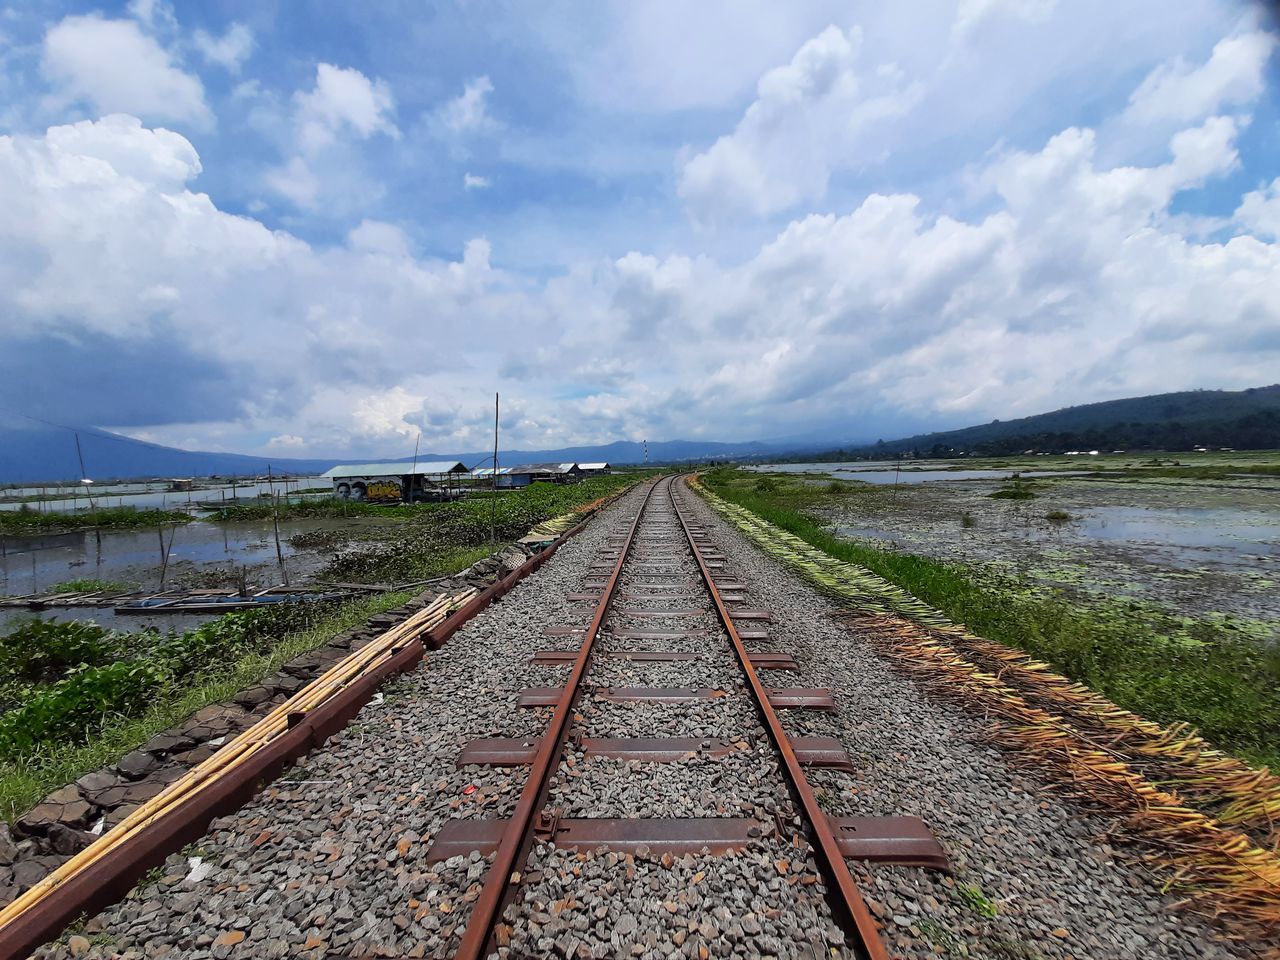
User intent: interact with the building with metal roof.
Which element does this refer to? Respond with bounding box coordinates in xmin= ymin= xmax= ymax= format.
xmin=578 ymin=462 xmax=611 ymax=473
xmin=504 ymin=462 xmax=583 ymax=484
xmin=321 ymin=461 xmax=469 ymax=502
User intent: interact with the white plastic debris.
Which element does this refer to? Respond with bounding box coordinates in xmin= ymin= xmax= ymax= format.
xmin=186 ymin=856 xmax=212 ymax=884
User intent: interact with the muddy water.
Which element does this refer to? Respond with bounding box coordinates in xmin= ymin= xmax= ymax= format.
xmin=825 ymin=475 xmax=1280 ymax=636
xmin=0 ymin=516 xmax=398 ymax=633
xmin=0 ymin=478 xmax=328 ymax=513
xmin=747 ymin=462 xmax=1090 ymax=484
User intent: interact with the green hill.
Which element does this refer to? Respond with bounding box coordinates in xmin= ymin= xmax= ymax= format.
xmin=822 ymin=385 xmax=1280 ymax=459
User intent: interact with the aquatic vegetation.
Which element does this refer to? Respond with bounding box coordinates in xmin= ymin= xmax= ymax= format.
xmin=693 ymin=473 xmax=1280 ymax=935
xmin=46 ymin=578 xmax=131 ymax=594
xmin=701 ymin=469 xmax=1280 ymax=766
xmin=988 ymin=479 xmax=1037 ymax=499
xmin=0 ymin=506 xmax=191 ymax=534
xmin=0 ymin=592 xmax=409 ymax=822
xmin=1045 ymin=509 xmax=1073 ymax=523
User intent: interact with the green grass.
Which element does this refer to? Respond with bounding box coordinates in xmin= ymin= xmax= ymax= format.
xmin=296 ymin=474 xmax=647 ymax=584
xmin=0 ymin=592 xmax=409 ymax=823
xmin=0 ymin=506 xmax=190 ymax=534
xmin=47 ymin=578 xmax=131 ymax=594
xmin=703 ymin=469 xmax=1280 ymax=769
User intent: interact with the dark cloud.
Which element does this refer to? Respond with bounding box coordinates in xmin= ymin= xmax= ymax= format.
xmin=0 ymin=327 xmax=241 ymax=426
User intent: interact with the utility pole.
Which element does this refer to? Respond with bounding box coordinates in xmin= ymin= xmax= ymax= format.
xmin=490 ymin=392 xmax=499 ymax=545
xmin=410 ymin=433 xmax=421 ymax=504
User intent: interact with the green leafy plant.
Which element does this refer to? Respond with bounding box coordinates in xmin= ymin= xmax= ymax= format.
xmin=956 ymin=883 xmax=998 ymax=919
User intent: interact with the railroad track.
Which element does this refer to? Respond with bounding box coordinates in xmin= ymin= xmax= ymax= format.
xmin=431 ymin=475 xmax=946 ymax=958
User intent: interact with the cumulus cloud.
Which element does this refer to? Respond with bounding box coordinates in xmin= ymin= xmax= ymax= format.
xmin=193 ymin=22 xmax=254 ymax=73
xmin=463 ymin=172 xmax=490 ymax=190
xmin=264 ymin=63 xmax=399 ymax=211
xmin=2 ymin=21 xmax=1278 ymax=458
xmin=41 ymin=14 xmax=211 ymax=129
xmin=434 ymin=76 xmax=495 ymax=136
xmin=1237 ymin=177 xmax=1280 ymax=240
xmin=1122 ymin=30 xmax=1275 ymax=128
xmin=294 ymin=63 xmax=398 ymax=151
xmin=677 ymin=25 xmax=921 ymax=222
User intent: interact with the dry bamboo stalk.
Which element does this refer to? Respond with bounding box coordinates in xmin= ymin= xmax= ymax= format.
xmin=0 ymin=587 xmax=475 ymax=931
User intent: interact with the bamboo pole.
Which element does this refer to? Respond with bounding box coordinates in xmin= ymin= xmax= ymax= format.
xmin=0 ymin=586 xmax=476 ymax=931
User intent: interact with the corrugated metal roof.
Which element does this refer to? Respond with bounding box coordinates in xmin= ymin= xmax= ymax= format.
xmin=470 ymin=466 xmax=512 ymax=477
xmin=578 ymin=462 xmax=610 ymax=470
xmin=506 ymin=462 xmax=579 ymax=474
xmin=321 ymin=461 xmax=468 ymax=479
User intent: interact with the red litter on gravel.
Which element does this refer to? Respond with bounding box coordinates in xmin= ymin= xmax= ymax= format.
xmin=463 ymin=785 xmax=478 ymax=796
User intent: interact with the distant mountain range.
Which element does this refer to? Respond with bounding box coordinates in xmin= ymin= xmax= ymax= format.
xmin=806 ymin=385 xmax=1280 ymax=460
xmin=4 ymin=384 xmax=1276 ymax=484
xmin=0 ymin=423 xmax=785 ymax=484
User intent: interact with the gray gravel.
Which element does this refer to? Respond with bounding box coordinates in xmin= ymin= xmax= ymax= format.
xmin=675 ymin=480 xmax=1269 ymax=960
xmin=27 ymin=477 xmax=1267 ymax=960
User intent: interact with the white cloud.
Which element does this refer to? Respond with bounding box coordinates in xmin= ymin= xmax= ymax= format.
xmin=1236 ymin=178 xmax=1280 ymax=241
xmin=545 ymin=1 xmax=854 ymax=113
xmin=193 ymin=22 xmax=254 ymax=73
xmin=435 ymin=76 xmax=495 ymax=135
xmin=2 ymin=22 xmax=1278 ymax=458
xmin=953 ymin=0 xmax=1056 ymax=37
xmin=41 ymin=14 xmax=211 ymax=129
xmin=264 ymin=64 xmax=399 ymax=211
xmin=678 ymin=25 xmax=922 ymax=222
xmin=463 ymin=172 xmax=490 ymax=190
xmin=1122 ymin=30 xmax=1275 ymax=128
xmin=125 ymin=0 xmax=177 ymax=33
xmin=294 ymin=63 xmax=398 ymax=151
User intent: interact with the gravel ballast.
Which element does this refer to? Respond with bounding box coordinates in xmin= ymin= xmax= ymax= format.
xmin=25 ymin=477 xmax=1263 ymax=959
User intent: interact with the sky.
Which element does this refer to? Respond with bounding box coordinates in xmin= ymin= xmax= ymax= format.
xmin=0 ymin=0 xmax=1278 ymax=458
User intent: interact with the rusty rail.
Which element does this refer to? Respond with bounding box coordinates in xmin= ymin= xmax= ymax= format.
xmin=668 ymin=476 xmax=890 ymax=960
xmin=0 ymin=484 xmax=633 ymax=960
xmin=453 ymin=479 xmax=659 ymax=959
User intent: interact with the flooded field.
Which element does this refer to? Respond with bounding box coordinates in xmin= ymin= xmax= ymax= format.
xmin=0 ymin=477 xmax=327 ymax=513
xmin=0 ymin=515 xmax=401 ymax=633
xmin=812 ymin=470 xmax=1279 ymax=639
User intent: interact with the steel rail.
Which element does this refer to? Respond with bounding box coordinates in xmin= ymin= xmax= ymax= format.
xmin=668 ymin=476 xmax=890 ymax=960
xmin=453 ymin=477 xmax=661 ymax=959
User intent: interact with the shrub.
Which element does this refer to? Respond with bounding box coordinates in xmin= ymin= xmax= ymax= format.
xmin=0 ymin=660 xmax=167 ymax=756
xmin=0 ymin=620 xmax=122 ymax=687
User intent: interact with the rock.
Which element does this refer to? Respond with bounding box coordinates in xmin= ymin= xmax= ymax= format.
xmin=234 ymin=686 xmax=274 ymax=708
xmin=67 ymin=934 xmax=91 ymax=955
xmin=74 ymin=770 xmax=121 ymax=799
xmin=48 ymin=823 xmax=95 ymax=855
xmin=12 ymin=859 xmax=51 ymax=889
xmin=18 ymin=799 xmax=91 ymax=834
xmin=143 ymin=732 xmax=196 ymax=756
xmin=0 ymin=823 xmax=17 ymax=865
xmin=116 ymin=750 xmax=159 ymax=780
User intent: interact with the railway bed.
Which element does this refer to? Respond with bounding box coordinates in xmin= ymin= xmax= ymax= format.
xmin=24 ymin=477 xmax=1258 ymax=960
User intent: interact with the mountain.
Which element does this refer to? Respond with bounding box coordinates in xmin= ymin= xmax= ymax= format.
xmin=0 ymin=421 xmax=342 ymax=485
xmin=0 ymin=423 xmax=777 ymax=485
xmin=808 ymin=385 xmax=1280 ymax=460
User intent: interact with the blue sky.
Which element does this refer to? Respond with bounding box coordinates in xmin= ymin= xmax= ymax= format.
xmin=0 ymin=0 xmax=1277 ymax=457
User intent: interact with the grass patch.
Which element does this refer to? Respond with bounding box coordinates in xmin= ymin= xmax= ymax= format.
xmin=0 ymin=592 xmax=409 ymax=823
xmin=703 ymin=469 xmax=1280 ymax=769
xmin=0 ymin=506 xmax=190 ymax=534
xmin=301 ymin=474 xmax=648 ymax=584
xmin=47 ymin=578 xmax=131 ymax=594
xmin=1045 ymin=509 xmax=1073 ymax=523
xmin=988 ymin=479 xmax=1037 ymax=500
